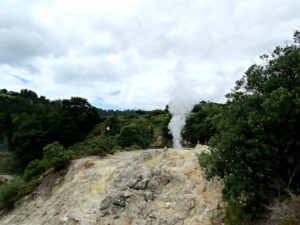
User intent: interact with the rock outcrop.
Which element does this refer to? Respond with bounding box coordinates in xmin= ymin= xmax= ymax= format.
xmin=0 ymin=147 xmax=224 ymax=225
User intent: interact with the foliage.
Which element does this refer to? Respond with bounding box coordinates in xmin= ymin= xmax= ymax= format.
xmin=124 ymin=144 xmax=142 ymax=151
xmin=111 ymin=145 xmax=123 ymax=152
xmin=43 ymin=142 xmax=73 ymax=170
xmin=24 ymin=159 xmax=45 ymax=181
xmin=10 ymin=114 xmax=46 ymax=165
xmin=0 ymin=151 xmax=21 ymax=174
xmin=55 ymin=97 xmax=100 ymax=146
xmin=18 ymin=177 xmax=42 ymax=198
xmin=118 ymin=120 xmax=153 ymax=148
xmin=68 ymin=138 xmax=118 ymax=156
xmin=161 ymin=113 xmax=172 ymax=144
xmin=0 ymin=90 xmax=100 ymax=166
xmin=103 ymin=136 xmax=118 ymax=152
xmin=224 ymin=200 xmax=249 ymax=225
xmin=0 ymin=176 xmax=25 ymax=209
xmin=89 ymin=147 xmax=106 ymax=156
xmin=105 ymin=114 xmax=121 ymax=136
xmin=200 ymin=31 xmax=300 ymax=222
xmin=23 ymin=142 xmax=73 ymax=182
xmin=183 ymin=101 xmax=223 ymax=144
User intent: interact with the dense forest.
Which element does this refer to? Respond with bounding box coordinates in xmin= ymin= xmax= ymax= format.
xmin=0 ymin=31 xmax=299 ymax=224
xmin=0 ymin=89 xmax=173 ymax=166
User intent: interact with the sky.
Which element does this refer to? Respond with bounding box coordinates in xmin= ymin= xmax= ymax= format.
xmin=0 ymin=0 xmax=299 ymax=109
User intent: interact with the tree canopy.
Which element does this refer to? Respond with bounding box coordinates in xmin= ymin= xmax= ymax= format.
xmin=0 ymin=90 xmax=100 ymax=165
xmin=199 ymin=31 xmax=300 ymax=222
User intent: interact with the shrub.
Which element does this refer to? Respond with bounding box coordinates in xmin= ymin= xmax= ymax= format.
xmin=24 ymin=159 xmax=45 ymax=181
xmin=43 ymin=142 xmax=73 ymax=169
xmin=17 ymin=177 xmax=42 ymax=198
xmin=89 ymin=147 xmax=106 ymax=156
xmin=112 ymin=145 xmax=123 ymax=151
xmin=124 ymin=145 xmax=141 ymax=151
xmin=224 ymin=200 xmax=249 ymax=225
xmin=0 ymin=176 xmax=25 ymax=209
xmin=118 ymin=123 xmax=152 ymax=148
xmin=103 ymin=136 xmax=118 ymax=152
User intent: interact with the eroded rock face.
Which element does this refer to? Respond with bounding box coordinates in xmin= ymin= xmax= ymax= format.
xmin=0 ymin=148 xmax=224 ymax=225
xmin=97 ymin=150 xmax=224 ymax=225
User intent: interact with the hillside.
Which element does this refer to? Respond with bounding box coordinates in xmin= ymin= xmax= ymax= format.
xmin=0 ymin=147 xmax=224 ymax=225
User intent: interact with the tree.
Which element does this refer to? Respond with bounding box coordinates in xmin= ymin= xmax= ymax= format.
xmin=54 ymin=97 xmax=100 ymax=146
xmin=61 ymin=97 xmax=99 ymax=133
xmin=118 ymin=121 xmax=153 ymax=148
xmin=183 ymin=101 xmax=223 ymax=144
xmin=43 ymin=142 xmax=71 ymax=169
xmin=20 ymin=89 xmax=38 ymax=100
xmin=105 ymin=113 xmax=121 ymax=136
xmin=0 ymin=176 xmax=25 ymax=209
xmin=10 ymin=114 xmax=45 ymax=165
xmin=200 ymin=31 xmax=300 ymax=221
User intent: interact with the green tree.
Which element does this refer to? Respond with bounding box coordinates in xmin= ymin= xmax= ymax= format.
xmin=161 ymin=113 xmax=172 ymax=143
xmin=200 ymin=31 xmax=300 ymax=221
xmin=24 ymin=159 xmax=45 ymax=181
xmin=118 ymin=121 xmax=153 ymax=148
xmin=20 ymin=89 xmax=38 ymax=100
xmin=50 ymin=97 xmax=100 ymax=147
xmin=43 ymin=142 xmax=72 ymax=169
xmin=183 ymin=101 xmax=223 ymax=144
xmin=10 ymin=114 xmax=45 ymax=165
xmin=105 ymin=113 xmax=121 ymax=136
xmin=0 ymin=176 xmax=25 ymax=209
xmin=61 ymin=97 xmax=99 ymax=133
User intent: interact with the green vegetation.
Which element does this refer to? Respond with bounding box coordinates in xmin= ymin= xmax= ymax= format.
xmin=0 ymin=176 xmax=25 ymax=209
xmin=198 ymin=31 xmax=300 ymax=223
xmin=0 ymin=152 xmax=20 ymax=175
xmin=0 ymin=88 xmax=171 ymax=209
xmin=0 ymin=90 xmax=100 ymax=166
xmin=0 ymin=32 xmax=298 ymax=224
xmin=183 ymin=101 xmax=224 ymax=145
xmin=118 ymin=120 xmax=153 ymax=148
xmin=24 ymin=142 xmax=73 ymax=181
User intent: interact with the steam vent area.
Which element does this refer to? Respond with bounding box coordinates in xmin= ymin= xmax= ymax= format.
xmin=0 ymin=145 xmax=224 ymax=225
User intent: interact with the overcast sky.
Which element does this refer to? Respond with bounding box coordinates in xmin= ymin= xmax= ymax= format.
xmin=1 ymin=0 xmax=299 ymax=109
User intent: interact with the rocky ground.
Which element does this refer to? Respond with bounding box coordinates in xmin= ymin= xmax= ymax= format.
xmin=0 ymin=146 xmax=224 ymax=225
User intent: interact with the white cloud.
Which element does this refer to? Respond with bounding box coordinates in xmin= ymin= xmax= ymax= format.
xmin=0 ymin=0 xmax=299 ymax=109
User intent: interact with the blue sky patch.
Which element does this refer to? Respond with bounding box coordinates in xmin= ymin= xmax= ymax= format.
xmin=93 ymin=99 xmax=121 ymax=110
xmin=13 ymin=75 xmax=30 ymax=84
xmin=109 ymin=90 xmax=121 ymax=96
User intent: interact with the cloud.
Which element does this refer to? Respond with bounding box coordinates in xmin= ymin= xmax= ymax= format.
xmin=0 ymin=0 xmax=299 ymax=109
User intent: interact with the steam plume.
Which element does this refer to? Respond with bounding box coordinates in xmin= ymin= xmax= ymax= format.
xmin=168 ymin=62 xmax=197 ymax=149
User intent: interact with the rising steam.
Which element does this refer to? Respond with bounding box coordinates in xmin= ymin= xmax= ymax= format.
xmin=168 ymin=62 xmax=197 ymax=149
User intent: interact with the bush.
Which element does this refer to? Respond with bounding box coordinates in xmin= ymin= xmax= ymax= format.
xmin=124 ymin=144 xmax=141 ymax=151
xmin=89 ymin=147 xmax=106 ymax=156
xmin=224 ymin=200 xmax=249 ymax=225
xmin=24 ymin=159 xmax=45 ymax=181
xmin=112 ymin=145 xmax=123 ymax=151
xmin=17 ymin=177 xmax=42 ymax=198
xmin=0 ymin=176 xmax=25 ymax=209
xmin=43 ymin=142 xmax=73 ymax=169
xmin=118 ymin=123 xmax=153 ymax=148
xmin=103 ymin=136 xmax=118 ymax=152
